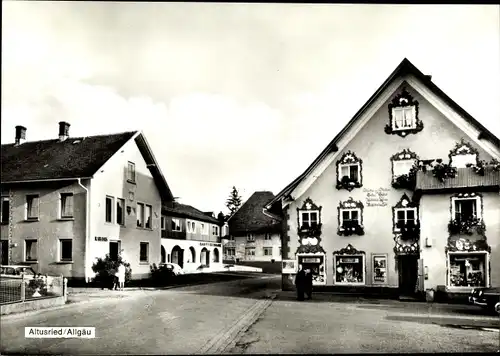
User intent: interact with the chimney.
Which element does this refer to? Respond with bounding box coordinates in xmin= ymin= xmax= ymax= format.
xmin=15 ymin=126 xmax=27 ymax=146
xmin=58 ymin=121 xmax=70 ymax=142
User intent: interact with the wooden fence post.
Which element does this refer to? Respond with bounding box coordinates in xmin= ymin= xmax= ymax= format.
xmin=20 ymin=274 xmax=25 ymax=302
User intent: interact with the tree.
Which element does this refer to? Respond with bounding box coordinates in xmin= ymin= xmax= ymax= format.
xmin=226 ymin=186 xmax=242 ymax=216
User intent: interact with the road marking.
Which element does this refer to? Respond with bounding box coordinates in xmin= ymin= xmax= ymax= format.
xmin=196 ymin=293 xmax=277 ymax=355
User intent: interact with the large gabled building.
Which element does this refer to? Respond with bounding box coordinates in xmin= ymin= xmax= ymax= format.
xmin=264 ymin=58 xmax=500 ymax=301
xmin=1 ymin=122 xmax=174 ymax=282
xmin=227 ymin=191 xmax=282 ymax=262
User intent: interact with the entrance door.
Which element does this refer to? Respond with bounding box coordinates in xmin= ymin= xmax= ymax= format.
xmin=109 ymin=241 xmax=121 ymax=261
xmin=398 ymin=255 xmax=418 ymax=296
xmin=1 ymin=240 xmax=8 ymax=265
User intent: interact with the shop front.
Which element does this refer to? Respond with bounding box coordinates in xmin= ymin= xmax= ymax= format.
xmin=297 ymin=254 xmax=326 ymax=285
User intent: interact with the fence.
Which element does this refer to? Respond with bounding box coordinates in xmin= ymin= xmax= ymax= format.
xmin=0 ymin=274 xmax=67 ymax=305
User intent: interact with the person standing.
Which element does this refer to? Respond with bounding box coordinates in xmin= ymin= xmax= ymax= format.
xmin=117 ymin=263 xmax=126 ymax=291
xmin=295 ymin=264 xmax=306 ymax=301
xmin=305 ymin=269 xmax=313 ymax=300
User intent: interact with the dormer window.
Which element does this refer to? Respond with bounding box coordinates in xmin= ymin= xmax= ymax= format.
xmin=336 ymin=151 xmax=363 ymax=191
xmin=385 ymin=88 xmax=423 ymax=137
xmin=449 ymin=139 xmax=479 ymax=168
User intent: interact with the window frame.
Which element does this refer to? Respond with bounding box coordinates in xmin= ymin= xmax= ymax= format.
xmin=59 ymin=193 xmax=74 ymax=219
xmin=136 ymin=202 xmax=145 ymax=228
xmin=333 ymin=254 xmax=366 ymax=286
xmin=127 ymin=161 xmax=136 ymax=183
xmin=144 ymin=204 xmax=152 ymax=229
xmin=339 ymin=208 xmax=361 ymax=229
xmin=139 ymin=242 xmax=149 ymax=263
xmin=393 ymin=207 xmax=417 ymax=232
xmin=447 ymin=251 xmax=489 ymax=289
xmin=391 ymin=106 xmax=416 ymax=131
xmin=26 ymin=194 xmax=40 ymax=220
xmin=25 ymin=239 xmax=38 ymax=262
xmin=264 ymin=233 xmax=272 ymax=241
xmin=1 ymin=196 xmax=9 ymax=224
xmin=161 ymin=216 xmax=166 ymax=230
xmin=263 ymin=247 xmax=273 ymax=256
xmin=116 ymin=198 xmax=125 ymax=226
xmin=245 ymin=247 xmax=256 ymax=256
xmin=105 ymin=196 xmax=114 ymax=223
xmin=246 ymin=233 xmax=255 ymax=242
xmin=298 ymin=210 xmax=319 ymax=229
xmin=451 ymin=196 xmax=481 ymax=222
xmin=338 ymin=163 xmax=361 ymax=183
xmin=392 ymin=159 xmax=417 ymax=179
xmin=59 ymin=239 xmax=73 ymax=262
xmin=172 ymin=218 xmax=181 ymax=232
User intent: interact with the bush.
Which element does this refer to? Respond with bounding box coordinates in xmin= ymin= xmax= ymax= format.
xmin=91 ymin=254 xmax=132 ymax=289
xmin=150 ymin=263 xmax=176 ymax=286
xmin=25 ymin=276 xmax=50 ymax=298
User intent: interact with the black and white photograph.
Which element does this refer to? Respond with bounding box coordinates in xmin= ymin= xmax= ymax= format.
xmin=1 ymin=2 xmax=499 ymax=355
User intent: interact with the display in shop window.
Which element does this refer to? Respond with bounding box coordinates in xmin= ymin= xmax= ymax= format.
xmin=298 ymin=255 xmax=326 ymax=285
xmin=372 ymin=255 xmax=387 ymax=283
xmin=335 ymin=256 xmax=364 ymax=284
xmin=448 ymin=253 xmax=486 ymax=287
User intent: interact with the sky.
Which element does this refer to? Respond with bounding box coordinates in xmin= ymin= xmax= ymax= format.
xmin=2 ymin=2 xmax=500 ymax=214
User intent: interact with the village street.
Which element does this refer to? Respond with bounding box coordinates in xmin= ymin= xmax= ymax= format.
xmin=1 ymin=275 xmax=499 ymax=354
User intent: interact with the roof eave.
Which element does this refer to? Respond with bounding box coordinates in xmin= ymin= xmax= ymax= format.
xmin=2 ymin=177 xmax=94 ymax=184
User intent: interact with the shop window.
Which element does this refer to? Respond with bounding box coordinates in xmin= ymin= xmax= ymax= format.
xmin=298 ymin=255 xmax=326 ymax=285
xmin=336 ymin=151 xmax=363 ymax=190
xmin=372 ymin=255 xmax=387 ymax=284
xmin=448 ymin=253 xmax=487 ymax=287
xmin=335 ymin=255 xmax=364 ymax=284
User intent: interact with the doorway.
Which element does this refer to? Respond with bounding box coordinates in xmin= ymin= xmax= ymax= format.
xmin=1 ymin=240 xmax=8 ymax=265
xmin=398 ymin=255 xmax=418 ymax=296
xmin=109 ymin=241 xmax=121 ymax=261
xmin=172 ymin=246 xmax=184 ymax=268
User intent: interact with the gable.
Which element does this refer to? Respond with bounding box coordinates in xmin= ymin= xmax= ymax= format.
xmin=267 ymin=58 xmax=500 ymax=210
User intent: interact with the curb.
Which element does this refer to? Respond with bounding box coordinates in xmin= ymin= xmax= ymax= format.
xmin=197 ymin=293 xmax=277 ymax=355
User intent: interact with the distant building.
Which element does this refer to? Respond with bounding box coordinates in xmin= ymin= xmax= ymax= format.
xmin=0 ymin=122 xmax=174 ymax=282
xmin=265 ymin=58 xmax=500 ymax=301
xmin=227 ymin=191 xmax=282 ymax=262
xmin=161 ymin=202 xmax=224 ymax=272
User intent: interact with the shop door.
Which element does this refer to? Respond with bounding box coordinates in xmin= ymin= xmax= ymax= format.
xmin=1 ymin=240 xmax=8 ymax=265
xmin=398 ymin=255 xmax=418 ymax=296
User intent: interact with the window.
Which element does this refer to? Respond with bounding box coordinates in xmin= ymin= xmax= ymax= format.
xmin=105 ymin=196 xmax=114 ymax=223
xmin=393 ymin=160 xmax=416 ymax=178
xmin=339 ymin=164 xmax=360 ymax=183
xmin=172 ymin=218 xmax=181 ymax=232
xmin=279 ymin=247 xmax=282 ymax=256
xmin=263 ymin=247 xmax=273 ymax=256
xmin=187 ymin=221 xmax=196 ymax=233
xmin=140 ymin=242 xmax=149 ymax=263
xmin=340 ymin=209 xmax=360 ymax=228
xmin=25 ymin=239 xmax=38 ymax=261
xmin=225 ymin=247 xmax=235 ymax=256
xmin=116 ymin=198 xmax=125 ymax=226
xmin=247 ymin=234 xmax=255 ymax=242
xmin=145 ymin=204 xmax=152 ymax=229
xmin=26 ymin=195 xmax=39 ymax=220
xmin=200 ymin=223 xmax=208 ymax=235
xmin=264 ymin=233 xmax=272 ymax=240
xmin=394 ymin=208 xmax=417 ymax=230
xmin=334 ymin=255 xmax=365 ymax=284
xmin=228 ymin=235 xmax=235 ymax=241
xmin=392 ymin=106 xmax=416 ymax=130
xmin=161 ymin=216 xmax=166 ymax=230
xmin=1 ymin=196 xmax=9 ymax=224
xmin=60 ymin=239 xmax=73 ymax=261
xmin=127 ymin=162 xmax=136 ymax=183
xmin=212 ymin=226 xmax=219 ymax=236
xmin=245 ymin=247 xmax=255 ymax=256
xmin=453 ymin=198 xmax=478 ymax=222
xmin=448 ymin=253 xmax=487 ymax=287
xmin=60 ymin=193 xmax=74 ymax=218
xmin=372 ymin=255 xmax=387 ymax=284
xmin=136 ymin=203 xmax=144 ymax=227
xmin=299 ymin=211 xmax=319 ymax=229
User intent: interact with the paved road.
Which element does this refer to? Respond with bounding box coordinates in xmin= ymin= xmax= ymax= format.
xmin=229 ymin=292 xmax=500 ymax=354
xmin=0 ymin=275 xmax=281 ymax=355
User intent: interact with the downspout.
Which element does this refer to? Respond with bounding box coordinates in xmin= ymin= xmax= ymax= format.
xmin=77 ymin=179 xmax=91 ymax=283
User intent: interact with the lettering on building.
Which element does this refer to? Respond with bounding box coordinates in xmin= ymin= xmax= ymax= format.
xmin=95 ymin=236 xmax=108 ymax=242
xmin=363 ymin=188 xmax=390 ymax=207
xmin=199 ymin=242 xmax=221 ymax=247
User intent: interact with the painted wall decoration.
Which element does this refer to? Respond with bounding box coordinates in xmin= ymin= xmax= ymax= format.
xmin=296 ymin=198 xmax=326 ymax=254
xmin=335 ymin=151 xmax=363 ymax=191
xmin=385 ymin=87 xmax=423 ymax=137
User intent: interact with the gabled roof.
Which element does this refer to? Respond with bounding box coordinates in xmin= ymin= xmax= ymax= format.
xmin=162 ymin=202 xmax=220 ymax=225
xmin=416 ymin=167 xmax=500 ymax=191
xmin=1 ymin=130 xmax=174 ymax=201
xmin=229 ymin=191 xmax=281 ymax=234
xmin=265 ymin=58 xmax=500 ymax=210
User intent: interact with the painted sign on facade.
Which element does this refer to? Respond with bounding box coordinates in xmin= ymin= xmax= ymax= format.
xmin=95 ymin=236 xmax=108 ymax=242
xmin=364 ymin=188 xmax=390 ymax=207
xmin=199 ymin=242 xmax=221 ymax=247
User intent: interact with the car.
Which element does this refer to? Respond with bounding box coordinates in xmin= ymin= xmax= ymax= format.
xmin=469 ymin=286 xmax=500 ymax=314
xmin=159 ymin=263 xmax=184 ymax=276
xmin=0 ymin=265 xmax=54 ymax=286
